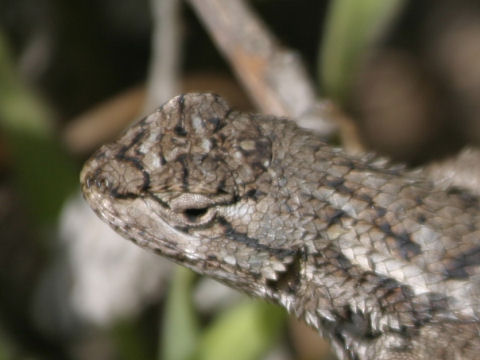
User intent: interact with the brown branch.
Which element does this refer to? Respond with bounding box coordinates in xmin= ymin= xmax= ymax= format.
xmin=187 ymin=0 xmax=337 ymax=137
xmin=144 ymin=0 xmax=182 ymax=112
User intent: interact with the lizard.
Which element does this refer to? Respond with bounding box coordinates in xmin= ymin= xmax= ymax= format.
xmin=80 ymin=93 xmax=480 ymax=359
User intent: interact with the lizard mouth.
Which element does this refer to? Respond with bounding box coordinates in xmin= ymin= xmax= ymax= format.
xmin=82 ymin=167 xmax=207 ymax=261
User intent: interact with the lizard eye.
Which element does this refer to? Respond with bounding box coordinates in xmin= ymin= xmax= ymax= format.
xmin=170 ymin=194 xmax=217 ymax=226
xmin=183 ymin=207 xmax=209 ymax=222
xmin=180 ymin=206 xmax=216 ymax=225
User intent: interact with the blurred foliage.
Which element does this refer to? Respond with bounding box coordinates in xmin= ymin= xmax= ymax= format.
xmin=0 ymin=31 xmax=78 ymax=225
xmin=193 ymin=300 xmax=286 ymax=360
xmin=161 ymin=267 xmax=199 ymax=360
xmin=112 ymin=319 xmax=153 ymax=360
xmin=162 ymin=267 xmax=286 ymax=360
xmin=319 ymin=0 xmax=406 ymax=103
xmin=0 ymin=328 xmax=14 ymax=360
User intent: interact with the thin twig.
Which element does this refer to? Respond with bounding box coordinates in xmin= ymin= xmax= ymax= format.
xmin=144 ymin=0 xmax=182 ymax=113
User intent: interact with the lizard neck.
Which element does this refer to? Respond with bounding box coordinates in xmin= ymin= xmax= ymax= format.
xmin=256 ymin=120 xmax=462 ymax=359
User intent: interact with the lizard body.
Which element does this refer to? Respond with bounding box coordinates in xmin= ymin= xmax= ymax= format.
xmin=81 ymin=93 xmax=480 ymax=359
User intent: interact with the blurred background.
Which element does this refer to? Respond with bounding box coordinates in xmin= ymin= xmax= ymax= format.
xmin=1 ymin=0 xmax=480 ymax=359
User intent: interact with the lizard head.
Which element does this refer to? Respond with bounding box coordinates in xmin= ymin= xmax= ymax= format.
xmin=81 ymin=93 xmax=298 ymax=300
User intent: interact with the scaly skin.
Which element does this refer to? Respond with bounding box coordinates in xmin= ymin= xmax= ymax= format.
xmin=81 ymin=93 xmax=480 ymax=359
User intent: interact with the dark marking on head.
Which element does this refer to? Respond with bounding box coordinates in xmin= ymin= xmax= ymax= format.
xmin=94 ymin=150 xmax=108 ymax=160
xmin=417 ymin=214 xmax=426 ymax=224
xmin=140 ymin=189 xmax=170 ymax=209
xmin=110 ymin=188 xmax=138 ymax=200
xmin=174 ymin=125 xmax=187 ymax=137
xmin=218 ymin=133 xmax=226 ymax=143
xmin=159 ymin=153 xmax=166 ymax=165
xmin=173 ymin=225 xmax=189 ymax=233
xmin=156 ymin=131 xmax=163 ymax=142
xmin=255 ymin=138 xmax=271 ymax=154
xmin=142 ymin=169 xmax=151 ymax=191
xmin=225 ymin=108 xmax=234 ymax=121
xmin=120 ymin=128 xmax=147 ymax=154
xmin=113 ymin=152 xmax=151 ymax=193
xmin=251 ymin=161 xmax=267 ymax=172
xmin=245 ymin=189 xmax=266 ymax=200
xmin=210 ymin=137 xmax=218 ymax=149
xmin=208 ymin=116 xmax=224 ymax=133
xmin=216 ymin=179 xmax=227 ymax=194
xmin=177 ymin=94 xmax=185 ymax=112
xmin=176 ymin=153 xmax=189 ymax=191
xmin=174 ymin=94 xmax=187 ymax=137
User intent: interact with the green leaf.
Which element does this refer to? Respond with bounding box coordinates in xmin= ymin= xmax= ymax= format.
xmin=161 ymin=266 xmax=199 ymax=360
xmin=111 ymin=318 xmax=152 ymax=360
xmin=319 ymin=0 xmax=406 ymax=103
xmin=194 ymin=300 xmax=286 ymax=360
xmin=0 ymin=32 xmax=78 ymax=225
xmin=0 ymin=328 xmax=14 ymax=360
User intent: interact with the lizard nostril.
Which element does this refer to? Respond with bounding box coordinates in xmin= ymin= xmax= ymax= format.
xmin=95 ymin=176 xmax=110 ymax=191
